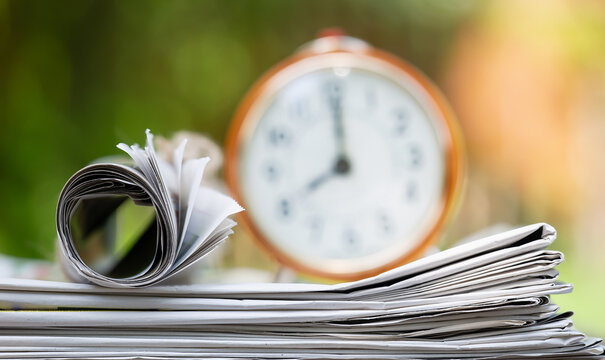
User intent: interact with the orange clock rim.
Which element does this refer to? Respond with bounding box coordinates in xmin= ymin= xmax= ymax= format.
xmin=224 ymin=41 xmax=464 ymax=281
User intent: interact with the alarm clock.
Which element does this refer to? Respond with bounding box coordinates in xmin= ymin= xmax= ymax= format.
xmin=225 ymin=33 xmax=463 ymax=280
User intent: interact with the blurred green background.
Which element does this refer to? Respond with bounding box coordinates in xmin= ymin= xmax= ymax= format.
xmin=1 ymin=0 xmax=604 ymax=336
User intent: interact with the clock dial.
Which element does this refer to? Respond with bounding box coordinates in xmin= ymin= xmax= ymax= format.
xmin=238 ymin=66 xmax=446 ymax=273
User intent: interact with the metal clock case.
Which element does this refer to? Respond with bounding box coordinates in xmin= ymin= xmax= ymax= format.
xmin=225 ymin=35 xmax=463 ymax=280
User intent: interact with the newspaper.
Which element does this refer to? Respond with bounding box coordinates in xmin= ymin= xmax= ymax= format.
xmin=56 ymin=130 xmax=243 ymax=288
xmin=0 ymin=223 xmax=603 ymax=359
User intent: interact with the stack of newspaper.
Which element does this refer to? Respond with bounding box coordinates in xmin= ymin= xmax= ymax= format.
xmin=0 ymin=223 xmax=602 ymax=359
xmin=0 ymin=131 xmax=601 ymax=359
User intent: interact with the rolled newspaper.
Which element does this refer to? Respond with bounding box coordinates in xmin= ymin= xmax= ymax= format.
xmin=56 ymin=130 xmax=243 ymax=288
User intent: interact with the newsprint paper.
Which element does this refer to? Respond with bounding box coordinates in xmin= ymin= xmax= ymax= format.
xmin=56 ymin=130 xmax=243 ymax=288
xmin=0 ymin=223 xmax=601 ymax=359
xmin=1 ymin=131 xmax=601 ymax=359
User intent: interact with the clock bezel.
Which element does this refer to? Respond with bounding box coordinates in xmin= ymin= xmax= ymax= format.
xmin=225 ymin=36 xmax=464 ymax=280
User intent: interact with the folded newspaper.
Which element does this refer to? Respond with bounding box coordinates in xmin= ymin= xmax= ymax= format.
xmin=56 ymin=130 xmax=243 ymax=288
xmin=2 ymin=131 xmax=601 ymax=359
xmin=1 ymin=224 xmax=602 ymax=358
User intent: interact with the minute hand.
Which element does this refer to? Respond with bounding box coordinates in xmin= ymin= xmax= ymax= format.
xmin=328 ymin=84 xmax=351 ymax=174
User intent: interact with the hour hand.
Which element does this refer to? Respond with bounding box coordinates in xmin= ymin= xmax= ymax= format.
xmin=304 ymin=161 xmax=337 ymax=194
xmin=306 ymin=170 xmax=334 ymax=193
xmin=304 ymin=156 xmax=351 ymax=195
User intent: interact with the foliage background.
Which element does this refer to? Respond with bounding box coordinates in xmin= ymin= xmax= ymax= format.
xmin=0 ymin=0 xmax=604 ymax=336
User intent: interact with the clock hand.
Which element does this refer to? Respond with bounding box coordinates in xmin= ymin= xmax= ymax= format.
xmin=304 ymin=156 xmax=351 ymax=195
xmin=306 ymin=170 xmax=334 ymax=193
xmin=302 ymin=83 xmax=353 ymax=197
xmin=327 ymin=82 xmax=352 ymax=172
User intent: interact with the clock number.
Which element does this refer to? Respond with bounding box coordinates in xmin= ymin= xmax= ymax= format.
xmin=262 ymin=160 xmax=280 ymax=182
xmin=277 ymin=198 xmax=293 ymax=220
xmin=343 ymin=228 xmax=359 ymax=250
xmin=405 ymin=180 xmax=418 ymax=202
xmin=308 ymin=217 xmax=323 ymax=242
xmin=407 ymin=144 xmax=423 ymax=169
xmin=288 ymin=98 xmax=310 ymax=121
xmin=325 ymin=81 xmax=343 ymax=113
xmin=394 ymin=108 xmax=409 ymax=135
xmin=268 ymin=127 xmax=291 ymax=147
xmin=377 ymin=211 xmax=392 ymax=236
xmin=325 ymin=81 xmax=342 ymax=98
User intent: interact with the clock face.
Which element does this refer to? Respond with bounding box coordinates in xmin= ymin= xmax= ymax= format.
xmin=236 ymin=60 xmax=450 ymax=276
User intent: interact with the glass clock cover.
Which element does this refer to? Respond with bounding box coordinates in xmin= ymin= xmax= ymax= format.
xmin=226 ymin=37 xmax=461 ymax=279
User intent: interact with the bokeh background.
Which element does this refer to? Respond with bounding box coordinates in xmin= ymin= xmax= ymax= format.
xmin=0 ymin=0 xmax=604 ymax=336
